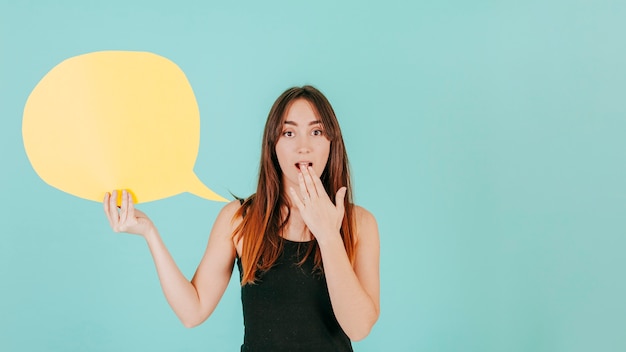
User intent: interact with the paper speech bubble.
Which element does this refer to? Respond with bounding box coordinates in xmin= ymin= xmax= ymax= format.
xmin=22 ymin=51 xmax=227 ymax=204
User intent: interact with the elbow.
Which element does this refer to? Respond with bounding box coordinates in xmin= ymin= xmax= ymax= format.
xmin=180 ymin=315 xmax=205 ymax=329
xmin=346 ymin=311 xmax=379 ymax=341
xmin=348 ymin=330 xmax=371 ymax=342
xmin=347 ymin=324 xmax=373 ymax=342
xmin=178 ymin=303 xmax=214 ymax=328
xmin=182 ymin=320 xmax=200 ymax=329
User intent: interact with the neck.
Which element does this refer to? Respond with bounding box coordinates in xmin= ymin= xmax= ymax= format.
xmin=280 ymin=206 xmax=312 ymax=242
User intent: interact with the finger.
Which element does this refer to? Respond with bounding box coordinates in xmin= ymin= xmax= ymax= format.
xmin=109 ymin=190 xmax=120 ymax=231
xmin=335 ymin=187 xmax=347 ymax=213
xmin=103 ymin=192 xmax=109 ymax=215
xmin=308 ymin=166 xmax=327 ymax=199
xmin=103 ymin=192 xmax=115 ymax=228
xmin=120 ymin=189 xmax=131 ymax=224
xmin=300 ymin=164 xmax=318 ymax=198
xmin=289 ymin=187 xmax=305 ymax=210
xmin=297 ymin=172 xmax=310 ymax=202
xmin=127 ymin=190 xmax=137 ymax=218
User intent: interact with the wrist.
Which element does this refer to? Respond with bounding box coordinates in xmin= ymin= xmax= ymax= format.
xmin=143 ymin=226 xmax=160 ymax=242
xmin=316 ymin=231 xmax=344 ymax=249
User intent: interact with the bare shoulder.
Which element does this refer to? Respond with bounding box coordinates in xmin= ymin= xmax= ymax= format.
xmin=218 ymin=199 xmax=243 ymax=219
xmin=353 ymin=205 xmax=376 ymax=224
xmin=210 ymin=200 xmax=243 ymax=239
xmin=352 ymin=205 xmax=379 ymax=242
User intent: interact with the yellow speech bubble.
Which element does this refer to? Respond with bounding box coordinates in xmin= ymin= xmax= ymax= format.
xmin=23 ymin=51 xmax=227 ymax=204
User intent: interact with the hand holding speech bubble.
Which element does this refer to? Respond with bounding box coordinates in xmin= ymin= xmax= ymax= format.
xmin=22 ymin=51 xmax=227 ymax=204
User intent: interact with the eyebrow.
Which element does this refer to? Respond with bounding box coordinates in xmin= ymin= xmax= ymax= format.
xmin=283 ymin=120 xmax=322 ymax=126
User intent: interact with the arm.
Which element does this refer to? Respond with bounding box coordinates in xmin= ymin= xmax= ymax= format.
xmin=316 ymin=207 xmax=380 ymax=341
xmin=288 ymin=167 xmax=380 ymax=340
xmin=103 ymin=190 xmax=240 ymax=328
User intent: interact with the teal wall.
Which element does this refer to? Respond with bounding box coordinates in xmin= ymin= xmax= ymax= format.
xmin=2 ymin=1 xmax=625 ymax=351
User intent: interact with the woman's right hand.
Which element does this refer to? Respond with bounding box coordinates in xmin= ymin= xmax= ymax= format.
xmin=103 ymin=190 xmax=155 ymax=237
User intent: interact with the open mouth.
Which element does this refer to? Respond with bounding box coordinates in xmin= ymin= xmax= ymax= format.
xmin=295 ymin=162 xmax=313 ymax=170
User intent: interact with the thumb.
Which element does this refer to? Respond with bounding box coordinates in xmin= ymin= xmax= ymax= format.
xmin=335 ymin=187 xmax=347 ymax=211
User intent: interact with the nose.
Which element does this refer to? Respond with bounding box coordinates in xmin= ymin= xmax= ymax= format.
xmin=296 ymin=134 xmax=312 ymax=153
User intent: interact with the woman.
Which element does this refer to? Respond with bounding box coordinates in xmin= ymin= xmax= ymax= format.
xmin=104 ymin=85 xmax=380 ymax=351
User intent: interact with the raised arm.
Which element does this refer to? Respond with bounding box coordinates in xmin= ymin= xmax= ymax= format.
xmin=289 ymin=167 xmax=380 ymax=341
xmin=103 ymin=190 xmax=240 ymax=328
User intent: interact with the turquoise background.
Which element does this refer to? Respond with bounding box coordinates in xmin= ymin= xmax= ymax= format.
xmin=2 ymin=1 xmax=625 ymax=351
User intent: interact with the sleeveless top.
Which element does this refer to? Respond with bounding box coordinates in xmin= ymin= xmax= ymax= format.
xmin=236 ymin=238 xmax=353 ymax=352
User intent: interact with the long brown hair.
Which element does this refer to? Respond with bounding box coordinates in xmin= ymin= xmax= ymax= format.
xmin=234 ymin=85 xmax=356 ymax=285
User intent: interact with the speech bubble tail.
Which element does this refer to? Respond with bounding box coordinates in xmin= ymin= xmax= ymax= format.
xmin=186 ymin=173 xmax=228 ymax=202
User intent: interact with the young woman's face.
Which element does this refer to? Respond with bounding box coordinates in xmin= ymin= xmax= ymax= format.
xmin=275 ymin=99 xmax=331 ymax=191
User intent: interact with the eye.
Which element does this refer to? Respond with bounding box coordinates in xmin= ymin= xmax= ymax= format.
xmin=312 ymin=129 xmax=324 ymax=136
xmin=282 ymin=130 xmax=294 ymax=137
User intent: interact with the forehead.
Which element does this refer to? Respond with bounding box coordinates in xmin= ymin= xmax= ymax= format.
xmin=282 ymin=99 xmax=321 ymax=124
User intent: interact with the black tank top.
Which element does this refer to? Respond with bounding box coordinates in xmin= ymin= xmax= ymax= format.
xmin=236 ymin=238 xmax=353 ymax=352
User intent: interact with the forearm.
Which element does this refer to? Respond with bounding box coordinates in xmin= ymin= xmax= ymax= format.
xmin=143 ymin=228 xmax=204 ymax=327
xmin=318 ymin=235 xmax=379 ymax=341
xmin=104 ymin=191 xmax=235 ymax=328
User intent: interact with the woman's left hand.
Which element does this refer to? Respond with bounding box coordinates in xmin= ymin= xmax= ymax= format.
xmin=289 ymin=164 xmax=347 ymax=243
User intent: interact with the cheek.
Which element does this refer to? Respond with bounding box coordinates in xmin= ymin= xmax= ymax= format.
xmin=320 ymin=140 xmax=331 ymax=159
xmin=274 ymin=142 xmax=286 ymax=162
xmin=318 ymin=141 xmax=331 ymax=170
xmin=274 ymin=143 xmax=291 ymax=172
